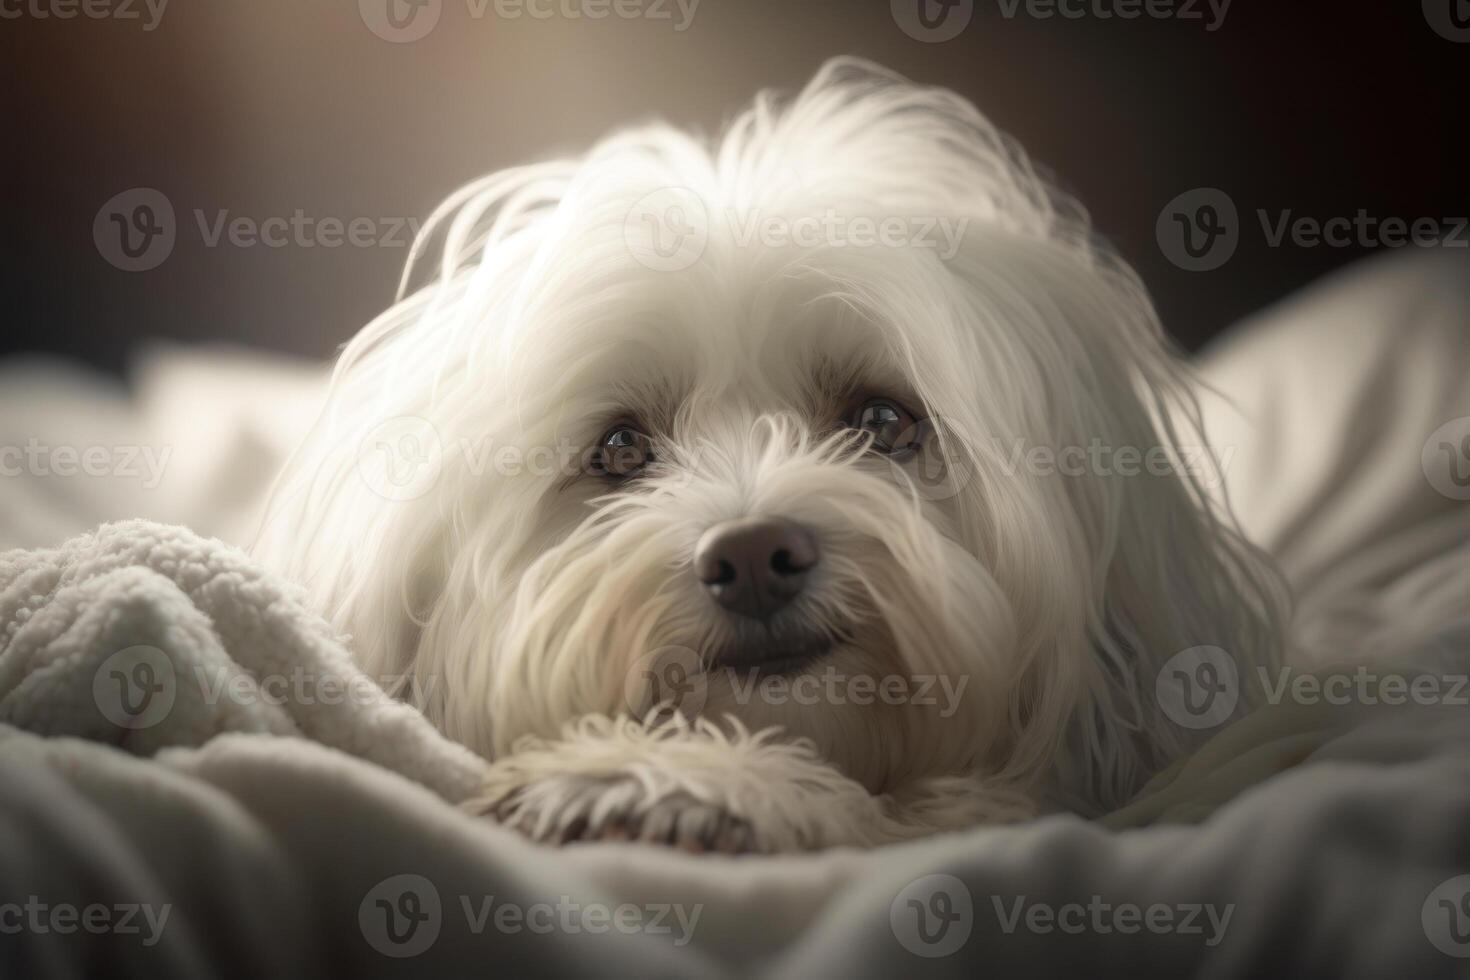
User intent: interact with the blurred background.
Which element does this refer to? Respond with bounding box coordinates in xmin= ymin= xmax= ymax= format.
xmin=3 ymin=0 xmax=1466 ymax=376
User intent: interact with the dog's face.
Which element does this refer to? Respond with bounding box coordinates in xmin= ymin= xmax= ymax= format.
xmin=262 ymin=59 xmax=1283 ymax=813
xmin=473 ymin=259 xmax=1019 ymax=797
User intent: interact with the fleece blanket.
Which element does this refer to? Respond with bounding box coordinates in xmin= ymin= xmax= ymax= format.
xmin=2 ymin=249 xmax=1469 ymax=978
xmin=2 ymin=520 xmax=1470 ymax=980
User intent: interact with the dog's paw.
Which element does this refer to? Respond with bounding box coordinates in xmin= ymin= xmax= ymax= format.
xmin=467 ymin=775 xmax=762 ymax=854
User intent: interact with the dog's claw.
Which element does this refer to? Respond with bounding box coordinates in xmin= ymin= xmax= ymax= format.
xmin=570 ymin=794 xmax=758 ymax=854
xmin=475 ymin=775 xmax=762 ymax=854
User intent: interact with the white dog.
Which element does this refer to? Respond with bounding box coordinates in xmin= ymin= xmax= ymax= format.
xmin=257 ymin=58 xmax=1288 ymax=853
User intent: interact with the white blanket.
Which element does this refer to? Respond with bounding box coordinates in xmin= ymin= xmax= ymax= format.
xmin=0 ymin=520 xmax=486 ymax=800
xmin=4 ymin=518 xmax=1470 ymax=978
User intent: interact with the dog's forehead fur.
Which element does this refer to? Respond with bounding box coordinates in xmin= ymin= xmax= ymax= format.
xmin=511 ymin=285 xmax=920 ymax=443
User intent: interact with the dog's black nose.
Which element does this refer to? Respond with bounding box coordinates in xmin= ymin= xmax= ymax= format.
xmin=694 ymin=517 xmax=820 ymax=620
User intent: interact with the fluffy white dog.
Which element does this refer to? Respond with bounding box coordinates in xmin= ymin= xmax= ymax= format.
xmin=258 ymin=58 xmax=1288 ymax=853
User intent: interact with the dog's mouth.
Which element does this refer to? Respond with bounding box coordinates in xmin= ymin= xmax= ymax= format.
xmin=706 ymin=627 xmax=845 ymax=677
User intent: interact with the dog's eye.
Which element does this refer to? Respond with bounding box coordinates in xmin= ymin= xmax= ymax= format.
xmin=846 ymin=398 xmax=921 ymax=454
xmin=593 ymin=425 xmax=655 ymax=479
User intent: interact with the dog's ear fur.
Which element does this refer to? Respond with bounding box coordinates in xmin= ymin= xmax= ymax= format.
xmin=251 ymin=151 xmax=597 ymax=735
xmin=760 ymin=60 xmax=1290 ymax=811
xmin=935 ymin=237 xmax=1290 ymax=814
xmin=249 ymin=320 xmax=452 ymax=698
xmin=1001 ymin=247 xmax=1290 ymax=813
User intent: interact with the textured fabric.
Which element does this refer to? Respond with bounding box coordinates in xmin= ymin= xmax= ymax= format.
xmin=3 ymin=663 xmax=1470 ymax=978
xmin=0 ymin=520 xmax=488 ymax=803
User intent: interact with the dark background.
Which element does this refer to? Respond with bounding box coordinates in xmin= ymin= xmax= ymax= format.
xmin=2 ymin=0 xmax=1465 ymax=376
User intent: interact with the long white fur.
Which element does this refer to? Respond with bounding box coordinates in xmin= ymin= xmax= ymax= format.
xmin=255 ymin=58 xmax=1288 ymax=849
